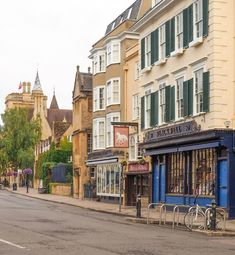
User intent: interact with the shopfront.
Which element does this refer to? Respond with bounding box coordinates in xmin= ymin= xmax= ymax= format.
xmin=125 ymin=162 xmax=150 ymax=206
xmin=142 ymin=121 xmax=235 ymax=218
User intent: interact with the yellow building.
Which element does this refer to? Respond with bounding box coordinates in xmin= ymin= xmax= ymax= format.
xmin=88 ymin=0 xmax=151 ymax=203
xmin=5 ymin=72 xmax=73 ymax=188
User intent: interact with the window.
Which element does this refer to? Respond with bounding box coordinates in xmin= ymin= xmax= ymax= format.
xmin=194 ymin=68 xmax=203 ymax=114
xmin=106 ymin=112 xmax=120 ymax=147
xmin=152 ymin=0 xmax=162 ymax=7
xmin=97 ymin=164 xmax=121 ymax=196
xmin=145 ymin=34 xmax=151 ymax=67
xmin=135 ymin=61 xmax=140 ymax=80
xmin=93 ymin=118 xmax=105 ymax=150
xmin=106 ymin=41 xmax=120 ymax=66
xmin=87 ymin=133 xmax=92 ymax=154
xmin=159 ymin=83 xmax=166 ymax=123
xmin=129 ymin=135 xmax=137 ymax=161
xmin=106 ymin=78 xmax=120 ymax=106
xmin=176 ymin=77 xmax=184 ymax=119
xmin=93 ymin=86 xmax=105 ymax=111
xmin=67 ymin=135 xmax=72 ymax=142
xmin=145 ymin=89 xmax=151 ymax=128
xmin=159 ymin=24 xmax=166 ymax=60
xmin=167 ymin=148 xmax=216 ymax=196
xmin=93 ymin=52 xmax=105 ymax=74
xmin=175 ymin=13 xmax=183 ymax=50
xmin=132 ymin=94 xmax=139 ymax=120
xmin=194 ymin=0 xmax=203 ymax=39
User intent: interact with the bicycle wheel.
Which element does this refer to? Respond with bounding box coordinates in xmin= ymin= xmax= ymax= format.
xmin=184 ymin=211 xmax=206 ymax=231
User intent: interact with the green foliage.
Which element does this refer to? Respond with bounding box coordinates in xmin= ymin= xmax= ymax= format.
xmin=60 ymin=137 xmax=72 ymax=152
xmin=0 ymin=108 xmax=41 ymax=173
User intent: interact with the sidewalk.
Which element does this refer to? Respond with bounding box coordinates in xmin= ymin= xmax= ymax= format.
xmin=4 ymin=187 xmax=235 ymax=235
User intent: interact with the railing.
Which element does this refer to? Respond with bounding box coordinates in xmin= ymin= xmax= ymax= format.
xmin=147 ymin=203 xmax=160 ymax=224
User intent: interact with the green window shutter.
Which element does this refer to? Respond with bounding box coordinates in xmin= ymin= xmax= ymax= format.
xmin=141 ymin=38 xmax=145 ymax=69
xmin=165 ymin=21 xmax=171 ymax=57
xmin=141 ymin=96 xmax=145 ymax=130
xmin=183 ymin=8 xmax=189 ymax=48
xmin=188 ymin=78 xmax=193 ymax=115
xmin=183 ymin=80 xmax=189 ymax=116
xmin=155 ymin=29 xmax=159 ymax=62
xmin=151 ymin=31 xmax=155 ymax=65
xmin=150 ymin=91 xmax=159 ymax=126
xmin=165 ymin=86 xmax=171 ymax=122
xmin=170 ymin=86 xmax=175 ymax=121
xmin=170 ymin=17 xmax=175 ymax=53
xmin=203 ymin=0 xmax=209 ymax=37
xmin=188 ymin=5 xmax=193 ymax=43
xmin=203 ymin=71 xmax=210 ymax=112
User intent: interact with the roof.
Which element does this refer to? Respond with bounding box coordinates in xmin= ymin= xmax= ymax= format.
xmin=105 ymin=0 xmax=141 ymax=35
xmin=50 ymin=94 xmax=59 ymax=109
xmin=73 ymin=66 xmax=92 ymax=99
xmin=47 ymin=108 xmax=72 ymax=128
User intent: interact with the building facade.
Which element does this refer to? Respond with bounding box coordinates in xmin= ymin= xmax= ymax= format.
xmin=88 ymin=0 xmax=152 ymax=203
xmin=72 ymin=66 xmax=93 ymax=198
xmin=128 ymin=0 xmax=235 ymax=217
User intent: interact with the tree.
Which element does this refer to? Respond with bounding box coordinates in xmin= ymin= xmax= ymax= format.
xmin=0 ymin=108 xmax=41 ymax=174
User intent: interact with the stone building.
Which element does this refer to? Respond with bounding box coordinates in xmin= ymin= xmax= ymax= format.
xmin=72 ymin=66 xmax=92 ymax=198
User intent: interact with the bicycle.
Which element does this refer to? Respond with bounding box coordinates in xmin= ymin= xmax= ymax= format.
xmin=184 ymin=195 xmax=224 ymax=231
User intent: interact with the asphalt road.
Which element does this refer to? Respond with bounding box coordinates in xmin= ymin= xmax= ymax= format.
xmin=0 ymin=191 xmax=235 ymax=255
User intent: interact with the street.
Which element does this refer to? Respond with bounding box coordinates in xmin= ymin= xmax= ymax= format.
xmin=0 ymin=191 xmax=235 ymax=255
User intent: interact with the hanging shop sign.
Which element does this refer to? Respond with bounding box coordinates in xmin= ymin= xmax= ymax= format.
xmin=113 ymin=126 xmax=129 ymax=148
xmin=145 ymin=121 xmax=201 ymax=142
xmin=128 ymin=162 xmax=149 ymax=172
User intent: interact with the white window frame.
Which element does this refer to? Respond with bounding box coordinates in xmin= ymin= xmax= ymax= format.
xmin=175 ymin=12 xmax=183 ymax=51
xmin=93 ymin=86 xmax=105 ymax=111
xmin=93 ymin=55 xmax=98 ymax=74
xmin=194 ymin=0 xmax=203 ymax=40
xmin=194 ymin=67 xmax=204 ymax=114
xmin=106 ymin=78 xmax=120 ymax=106
xmin=135 ymin=61 xmax=140 ymax=80
xmin=93 ymin=51 xmax=106 ymax=74
xmin=175 ymin=76 xmax=184 ymax=119
xmin=159 ymin=82 xmax=166 ymax=124
xmin=93 ymin=118 xmax=105 ymax=150
xmin=106 ymin=41 xmax=120 ymax=66
xmin=132 ymin=94 xmax=139 ymax=120
xmin=129 ymin=134 xmax=138 ymax=161
xmin=152 ymin=0 xmax=162 ymax=7
xmin=106 ymin=112 xmax=120 ymax=148
xmin=144 ymin=87 xmax=152 ymax=129
xmin=145 ymin=34 xmax=151 ymax=67
xmin=159 ymin=24 xmax=166 ymax=60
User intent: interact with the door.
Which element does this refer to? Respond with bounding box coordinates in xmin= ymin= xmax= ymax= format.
xmin=218 ymin=160 xmax=228 ymax=208
xmin=159 ymin=165 xmax=166 ymax=202
xmin=152 ymin=162 xmax=158 ymax=203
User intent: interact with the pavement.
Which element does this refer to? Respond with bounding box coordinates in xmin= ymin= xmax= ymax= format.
xmin=3 ymin=187 xmax=235 ymax=236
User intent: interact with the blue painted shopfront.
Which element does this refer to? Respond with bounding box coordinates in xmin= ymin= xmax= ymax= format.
xmin=146 ymin=130 xmax=235 ymax=218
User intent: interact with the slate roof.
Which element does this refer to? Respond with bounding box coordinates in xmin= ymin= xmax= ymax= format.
xmin=50 ymin=94 xmax=59 ymax=109
xmin=47 ymin=108 xmax=72 ymax=129
xmin=105 ymin=0 xmax=141 ymax=35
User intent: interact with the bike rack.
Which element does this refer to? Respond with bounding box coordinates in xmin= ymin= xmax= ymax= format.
xmin=159 ymin=204 xmax=166 ymax=225
xmin=147 ymin=203 xmax=159 ymax=225
xmin=172 ymin=205 xmax=180 ymax=228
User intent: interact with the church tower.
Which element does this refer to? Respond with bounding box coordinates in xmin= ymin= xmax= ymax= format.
xmin=32 ymin=71 xmax=48 ymax=118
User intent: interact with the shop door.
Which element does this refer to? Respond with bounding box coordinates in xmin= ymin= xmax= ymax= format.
xmin=218 ymin=160 xmax=228 ymax=208
xmin=152 ymin=163 xmax=158 ymax=203
xmin=159 ymin=165 xmax=166 ymax=203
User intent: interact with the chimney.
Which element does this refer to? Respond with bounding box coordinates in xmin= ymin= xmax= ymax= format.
xmin=77 ymin=65 xmax=80 ymax=72
xmin=27 ymin=82 xmax=31 ymax=93
xmin=88 ymin=67 xmax=91 ymax=73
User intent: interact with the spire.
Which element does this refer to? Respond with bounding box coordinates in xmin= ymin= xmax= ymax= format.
xmin=50 ymin=90 xmax=59 ymax=109
xmin=33 ymin=70 xmax=42 ymax=91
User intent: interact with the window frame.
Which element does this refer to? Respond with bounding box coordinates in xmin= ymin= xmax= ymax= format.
xmin=144 ymin=88 xmax=152 ymax=129
xmin=159 ymin=24 xmax=166 ymax=60
xmin=159 ymin=82 xmax=166 ymax=124
xmin=93 ymin=85 xmax=105 ymax=112
xmin=106 ymin=41 xmax=120 ymax=66
xmin=175 ymin=12 xmax=183 ymax=50
xmin=193 ymin=0 xmax=203 ymax=39
xmin=132 ymin=94 xmax=139 ymax=120
xmin=129 ymin=134 xmax=138 ymax=161
xmin=106 ymin=112 xmax=120 ymax=148
xmin=106 ymin=78 xmax=120 ymax=106
xmin=93 ymin=117 xmax=105 ymax=150
xmin=175 ymin=76 xmax=184 ymax=119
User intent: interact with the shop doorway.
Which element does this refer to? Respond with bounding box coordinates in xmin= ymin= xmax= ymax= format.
xmin=218 ymin=160 xmax=228 ymax=208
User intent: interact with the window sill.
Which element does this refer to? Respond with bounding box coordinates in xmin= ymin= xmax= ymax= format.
xmin=106 ymin=103 xmax=120 ymax=107
xmin=189 ymin=37 xmax=203 ymax=47
xmin=170 ymin=48 xmax=184 ymax=57
xmin=141 ymin=66 xmax=152 ymax=73
xmin=155 ymin=58 xmax=167 ymax=66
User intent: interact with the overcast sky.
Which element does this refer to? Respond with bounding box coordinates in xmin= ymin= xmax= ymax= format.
xmin=0 ymin=0 xmax=134 ymax=123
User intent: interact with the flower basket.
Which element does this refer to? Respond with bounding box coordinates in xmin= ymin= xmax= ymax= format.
xmin=23 ymin=168 xmax=33 ymax=175
xmin=13 ymin=172 xmax=18 ymax=177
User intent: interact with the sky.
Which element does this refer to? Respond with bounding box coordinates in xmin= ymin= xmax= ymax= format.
xmin=0 ymin=0 xmax=134 ymax=123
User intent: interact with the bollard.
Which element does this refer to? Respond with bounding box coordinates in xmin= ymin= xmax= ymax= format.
xmin=210 ymin=199 xmax=217 ymax=230
xmin=136 ymin=193 xmax=141 ymax=218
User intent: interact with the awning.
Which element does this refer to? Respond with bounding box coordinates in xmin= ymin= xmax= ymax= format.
xmin=86 ymin=157 xmax=118 ymax=166
xmin=145 ymin=141 xmax=220 ymax=156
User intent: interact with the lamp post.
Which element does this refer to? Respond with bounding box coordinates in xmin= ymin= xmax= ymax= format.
xmin=23 ymin=168 xmax=32 ymax=193
xmin=119 ymin=163 xmax=124 ymax=213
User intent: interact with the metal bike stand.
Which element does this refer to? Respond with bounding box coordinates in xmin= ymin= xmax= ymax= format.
xmin=172 ymin=205 xmax=180 ymax=228
xmin=159 ymin=204 xmax=166 ymax=225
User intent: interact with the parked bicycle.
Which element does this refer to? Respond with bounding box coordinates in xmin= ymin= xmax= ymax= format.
xmin=184 ymin=195 xmax=224 ymax=231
